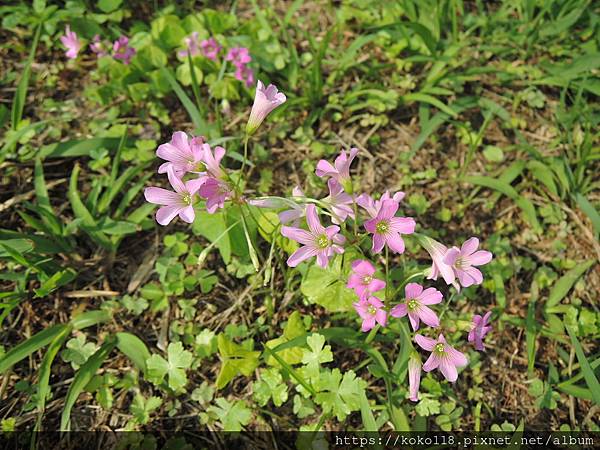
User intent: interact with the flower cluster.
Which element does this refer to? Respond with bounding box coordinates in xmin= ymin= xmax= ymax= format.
xmin=144 ymin=80 xmax=286 ymax=224
xmin=226 ymin=47 xmax=254 ymax=87
xmin=59 ymin=26 xmax=136 ymax=64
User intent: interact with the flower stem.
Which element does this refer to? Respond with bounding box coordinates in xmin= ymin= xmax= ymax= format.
xmin=236 ymin=134 xmax=250 ymax=192
xmin=385 ymin=246 xmax=390 ymax=305
xmin=365 ymin=324 xmax=380 ymax=344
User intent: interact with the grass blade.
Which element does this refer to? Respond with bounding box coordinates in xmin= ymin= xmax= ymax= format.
xmin=545 ymin=260 xmax=594 ymax=309
xmin=116 ymin=332 xmax=151 ymax=374
xmin=0 ymin=324 xmax=69 ymax=374
xmin=574 ymin=193 xmax=600 ymax=239
xmin=566 ymin=326 xmax=600 ymax=406
xmin=60 ymin=337 xmax=117 ymax=431
xmin=11 ymin=23 xmax=42 ymax=130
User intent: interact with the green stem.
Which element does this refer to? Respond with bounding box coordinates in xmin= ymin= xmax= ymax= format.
xmin=235 ymin=134 xmax=249 ymax=192
xmin=385 ymin=246 xmax=390 ymax=304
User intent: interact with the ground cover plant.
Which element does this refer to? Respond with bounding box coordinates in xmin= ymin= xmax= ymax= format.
xmin=0 ymin=0 xmax=599 ymax=441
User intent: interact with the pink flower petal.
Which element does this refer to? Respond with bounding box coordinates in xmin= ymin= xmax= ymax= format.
xmin=371 ymin=233 xmax=385 ymax=253
xmin=156 ymin=205 xmax=182 ymax=226
xmin=422 ymin=353 xmax=440 ymax=372
xmin=179 ymin=205 xmax=195 ymax=223
xmin=385 ymin=232 xmax=405 ymax=254
xmin=375 ymin=309 xmax=387 ymax=327
xmin=418 ymin=305 xmax=440 ymax=328
xmin=439 ymin=358 xmax=458 ymax=382
xmin=390 ymin=303 xmax=407 ymax=318
xmin=414 ymin=334 xmax=437 ymax=351
xmin=287 ymin=245 xmax=318 ymax=267
xmin=405 ymin=282 xmax=424 ymax=299
xmin=461 ymin=237 xmax=480 ymax=256
xmin=378 ymin=199 xmax=398 ymax=219
xmin=144 ymin=187 xmax=181 ymax=205
xmin=305 ymin=204 xmax=324 ymax=235
xmin=280 ymin=226 xmax=314 ymax=245
xmin=419 ymin=287 xmax=443 ymax=305
xmin=466 ymin=250 xmax=493 ymax=266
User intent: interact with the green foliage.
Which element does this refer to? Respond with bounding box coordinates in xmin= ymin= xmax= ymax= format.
xmin=146 ymin=342 xmax=193 ymax=392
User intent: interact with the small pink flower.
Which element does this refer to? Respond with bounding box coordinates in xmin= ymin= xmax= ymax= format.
xmin=415 ymin=334 xmax=468 ymax=383
xmin=353 ymin=296 xmax=387 ymax=332
xmin=144 ymin=166 xmax=204 ymax=225
xmin=197 ymin=144 xmax=232 ymax=213
xmin=178 ymin=32 xmax=201 ymax=58
xmin=278 ymin=186 xmax=306 ymax=226
xmin=443 ymin=237 xmax=493 ymax=287
xmin=225 ymin=47 xmax=251 ymax=66
xmin=315 ymin=148 xmax=359 ymax=193
xmin=323 ymin=179 xmax=354 ymax=225
xmin=246 ymin=80 xmax=287 ymax=135
xmin=281 ymin=204 xmax=345 ymax=268
xmin=364 ymin=199 xmax=415 ymax=254
xmin=356 ymin=191 xmax=405 ymax=219
xmin=60 ymin=25 xmax=82 ymax=59
xmin=468 ymin=311 xmax=492 ymax=351
xmin=89 ymin=34 xmax=107 ymax=57
xmin=234 ymin=63 xmax=254 ymax=87
xmin=408 ymin=354 xmax=422 ymax=402
xmin=346 ymin=259 xmax=385 ymax=300
xmin=390 ymin=283 xmax=442 ymax=331
xmin=417 ymin=235 xmax=457 ymax=288
xmin=156 ymin=132 xmax=205 ymax=175
xmin=200 ymin=37 xmax=221 ymax=60
xmin=113 ymin=36 xmax=136 ymax=64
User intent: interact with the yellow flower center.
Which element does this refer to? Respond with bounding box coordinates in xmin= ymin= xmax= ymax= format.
xmin=362 ymin=275 xmax=372 ymax=285
xmin=407 ymin=299 xmax=418 ymax=310
xmin=367 ymin=305 xmax=377 ymax=315
xmin=316 ymin=234 xmax=329 ymax=249
xmin=182 ymin=193 xmax=192 ymax=205
xmin=434 ymin=343 xmax=445 ymax=354
xmin=375 ymin=220 xmax=389 ymax=233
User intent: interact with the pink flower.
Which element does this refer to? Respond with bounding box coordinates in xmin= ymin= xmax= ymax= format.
xmin=408 ymin=354 xmax=422 ymax=402
xmin=323 ymin=179 xmax=354 ymax=224
xmin=443 ymin=237 xmax=493 ymax=287
xmin=200 ymin=37 xmax=221 ymax=60
xmin=278 ymin=186 xmax=306 ymax=226
xmin=468 ymin=311 xmax=492 ymax=351
xmin=89 ymin=35 xmax=107 ymax=57
xmin=234 ymin=63 xmax=254 ymax=87
xmin=353 ymin=296 xmax=387 ymax=332
xmin=197 ymin=144 xmax=232 ymax=213
xmin=144 ymin=166 xmax=204 ymax=225
xmin=356 ymin=191 xmax=405 ymax=219
xmin=246 ymin=80 xmax=287 ymax=135
xmin=315 ymin=148 xmax=359 ymax=193
xmin=113 ymin=36 xmax=136 ymax=64
xmin=346 ymin=260 xmax=385 ymax=300
xmin=414 ymin=334 xmax=468 ymax=383
xmin=60 ymin=25 xmax=82 ymax=59
xmin=390 ymin=283 xmax=442 ymax=331
xmin=156 ymin=132 xmax=205 ymax=175
xmin=280 ymin=204 xmax=345 ymax=268
xmin=417 ymin=235 xmax=457 ymax=288
xmin=364 ymin=199 xmax=415 ymax=254
xmin=178 ymin=32 xmax=201 ymax=58
xmin=225 ymin=47 xmax=251 ymax=66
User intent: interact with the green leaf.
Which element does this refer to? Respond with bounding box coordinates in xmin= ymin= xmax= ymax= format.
xmin=70 ymin=310 xmax=112 ymax=330
xmin=130 ymin=394 xmax=162 ymax=424
xmin=60 ymin=338 xmax=117 ymax=430
xmin=192 ymin=211 xmax=232 ymax=263
xmin=39 ymin=137 xmax=129 ymax=159
xmin=574 ymin=193 xmax=600 ymax=239
xmin=207 ymin=398 xmax=252 ymax=431
xmin=301 ymin=252 xmax=358 ymax=312
xmin=314 ymin=369 xmax=366 ymax=421
xmin=146 ymin=342 xmax=193 ymax=392
xmin=116 ymin=332 xmax=151 ymax=374
xmin=301 ymin=333 xmax=333 ymax=380
xmin=97 ymin=0 xmax=123 ymax=13
xmin=566 ymin=327 xmax=600 ymax=406
xmin=545 ymin=260 xmax=594 ymax=309
xmin=403 ymin=93 xmax=458 ymax=118
xmin=61 ymin=335 xmax=98 ymax=370
xmin=216 ymin=334 xmax=259 ymax=389
xmin=0 ymin=324 xmax=69 ymax=374
xmin=252 ymin=368 xmax=288 ymax=407
xmin=265 ymin=311 xmax=306 ymax=365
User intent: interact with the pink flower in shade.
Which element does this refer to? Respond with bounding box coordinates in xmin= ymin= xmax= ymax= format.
xmin=144 ymin=166 xmax=204 ymax=226
xmin=113 ymin=36 xmax=136 ymax=64
xmin=90 ymin=35 xmax=107 ymax=57
xmin=60 ymin=25 xmax=82 ymax=59
xmin=468 ymin=311 xmax=492 ymax=351
xmin=200 ymin=37 xmax=221 ymax=60
xmin=416 ymin=235 xmax=458 ymax=288
xmin=156 ymin=132 xmax=205 ymax=175
xmin=234 ymin=63 xmax=254 ymax=87
xmin=353 ymin=296 xmax=387 ymax=332
xmin=356 ymin=190 xmax=405 ymax=219
xmin=315 ymin=148 xmax=359 ymax=193
xmin=280 ymin=204 xmax=345 ymax=268
xmin=246 ymin=80 xmax=287 ymax=135
xmin=364 ymin=199 xmax=415 ymax=254
xmin=414 ymin=334 xmax=468 ymax=383
xmin=225 ymin=47 xmax=252 ymax=66
xmin=443 ymin=237 xmax=493 ymax=287
xmin=346 ymin=259 xmax=385 ymax=300
xmin=323 ymin=179 xmax=354 ymax=225
xmin=278 ymin=186 xmax=306 ymax=226
xmin=408 ymin=354 xmax=422 ymax=402
xmin=390 ymin=283 xmax=442 ymax=331
xmin=178 ymin=32 xmax=201 ymax=58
